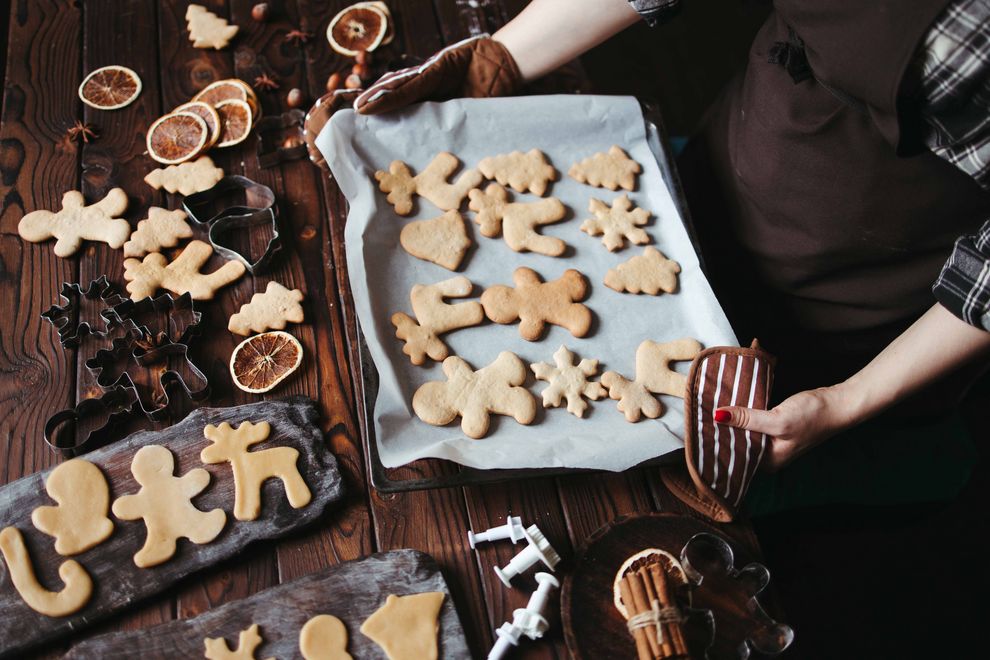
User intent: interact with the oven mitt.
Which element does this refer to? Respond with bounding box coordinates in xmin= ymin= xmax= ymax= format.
xmin=662 ymin=339 xmax=776 ymax=522
xmin=354 ymin=34 xmax=522 ymax=115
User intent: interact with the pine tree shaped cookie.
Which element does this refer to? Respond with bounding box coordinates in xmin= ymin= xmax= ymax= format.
xmin=186 ymin=4 xmax=239 ymax=50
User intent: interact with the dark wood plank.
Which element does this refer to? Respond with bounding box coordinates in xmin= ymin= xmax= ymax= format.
xmin=65 ymin=549 xmax=468 ymax=659
xmin=0 ymin=397 xmax=344 ymax=659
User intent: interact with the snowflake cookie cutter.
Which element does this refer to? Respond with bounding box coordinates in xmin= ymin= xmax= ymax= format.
xmin=105 ymin=291 xmax=202 ymax=348
xmin=182 ymin=175 xmax=281 ymax=274
xmin=41 ymin=275 xmax=127 ymax=348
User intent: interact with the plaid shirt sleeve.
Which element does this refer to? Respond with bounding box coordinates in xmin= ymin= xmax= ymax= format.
xmin=627 ymin=0 xmax=681 ymax=27
xmin=919 ymin=0 xmax=990 ymax=331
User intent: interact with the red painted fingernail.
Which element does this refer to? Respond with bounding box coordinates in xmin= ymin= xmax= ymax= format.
xmin=714 ymin=409 xmax=731 ymax=423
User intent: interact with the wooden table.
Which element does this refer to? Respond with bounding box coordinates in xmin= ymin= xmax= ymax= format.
xmin=0 ymin=1 xmax=771 ymax=657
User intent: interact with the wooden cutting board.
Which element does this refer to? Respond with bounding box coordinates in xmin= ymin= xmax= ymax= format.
xmin=0 ymin=396 xmax=344 ymax=659
xmin=64 ymin=549 xmax=469 ymax=658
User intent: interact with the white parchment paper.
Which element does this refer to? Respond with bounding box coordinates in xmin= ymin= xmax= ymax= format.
xmin=319 ymin=95 xmax=737 ymax=471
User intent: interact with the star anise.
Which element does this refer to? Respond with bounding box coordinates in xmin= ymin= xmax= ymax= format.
xmin=284 ymin=29 xmax=313 ymax=46
xmin=66 ymin=120 xmax=98 ymax=144
xmin=253 ymin=73 xmax=280 ymax=91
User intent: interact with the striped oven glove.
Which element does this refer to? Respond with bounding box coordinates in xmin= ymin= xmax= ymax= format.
xmin=662 ymin=340 xmax=776 ymax=522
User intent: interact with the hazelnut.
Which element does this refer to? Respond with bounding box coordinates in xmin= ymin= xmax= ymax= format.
xmin=325 ymin=72 xmax=342 ymax=93
xmin=351 ymin=63 xmax=367 ymax=78
xmin=344 ymin=73 xmax=362 ymax=89
xmin=251 ymin=3 xmax=270 ymax=22
xmin=355 ymin=50 xmax=370 ymax=66
xmin=286 ymin=88 xmax=305 ymax=108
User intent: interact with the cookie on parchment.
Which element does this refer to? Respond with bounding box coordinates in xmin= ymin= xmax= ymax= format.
xmin=399 ymin=210 xmax=472 ymax=271
xmin=581 ymin=194 xmax=650 ymax=252
xmin=481 ymin=267 xmax=592 ymax=341
xmin=604 ymin=246 xmax=680 ymax=295
xmin=568 ymin=145 xmax=641 ymax=191
xmin=477 ymin=148 xmax=557 ymax=197
xmin=468 ymin=183 xmax=567 ymax=257
xmin=375 ymin=152 xmax=482 ymax=215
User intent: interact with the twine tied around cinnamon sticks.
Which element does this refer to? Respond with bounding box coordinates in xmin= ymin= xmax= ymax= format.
xmin=618 ymin=562 xmax=690 ymax=659
xmin=627 ymin=600 xmax=684 ymax=642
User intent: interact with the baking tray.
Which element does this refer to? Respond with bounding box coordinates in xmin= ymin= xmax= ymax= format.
xmin=348 ymin=103 xmax=702 ymax=492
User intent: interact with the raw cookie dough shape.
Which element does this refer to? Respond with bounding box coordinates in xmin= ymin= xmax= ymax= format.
xmin=201 ymin=420 xmax=312 ymax=521
xmin=481 ymin=267 xmax=592 ymax=341
xmin=391 ymin=275 xmax=484 ymax=366
xmin=468 ymin=183 xmax=568 ymax=257
xmin=360 ymin=592 xmax=446 ymax=660
xmin=300 ymin=614 xmax=353 ymax=660
xmin=413 ymin=352 xmax=537 ymax=439
xmin=186 ymin=4 xmax=239 ymax=50
xmin=31 ymin=459 xmax=114 ymax=556
xmin=112 ymin=444 xmax=226 ymax=568
xmin=531 ymin=345 xmax=607 ymax=418
xmin=581 ymin=195 xmax=650 ymax=252
xmin=477 ymin=148 xmax=557 ymax=196
xmin=205 ymin=623 xmax=274 ymax=660
xmin=18 ymin=188 xmax=130 ymax=257
xmin=123 ymin=207 xmax=193 ymax=258
xmin=123 ymin=239 xmax=246 ymax=301
xmin=144 ymin=156 xmax=225 ymax=196
xmin=398 ymin=210 xmax=472 ymax=271
xmin=601 ymin=338 xmax=703 ymax=422
xmin=568 ymin=145 xmax=641 ymax=191
xmin=0 ymin=527 xmax=93 ymax=617
xmin=604 ymin=246 xmax=681 ymax=295
xmin=374 ymin=152 xmax=482 ymax=215
xmin=228 ymin=281 xmax=306 ymax=336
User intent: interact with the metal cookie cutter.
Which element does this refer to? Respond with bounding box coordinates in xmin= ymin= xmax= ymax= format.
xmin=256 ymin=109 xmax=307 ymax=168
xmin=41 ymin=275 xmax=126 ymax=348
xmin=105 ymin=292 xmax=202 ymax=347
xmin=44 ymin=386 xmax=139 ymax=455
xmin=183 ymin=175 xmax=281 ymax=274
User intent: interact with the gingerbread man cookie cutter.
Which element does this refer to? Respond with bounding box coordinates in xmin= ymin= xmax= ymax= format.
xmin=182 ymin=175 xmax=281 ymax=274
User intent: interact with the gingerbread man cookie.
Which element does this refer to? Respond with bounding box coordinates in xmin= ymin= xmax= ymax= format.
xmin=481 ymin=267 xmax=592 ymax=341
xmin=122 ymin=207 xmax=193 ymax=258
xmin=399 ymin=210 xmax=472 ymax=271
xmin=112 ymin=444 xmax=226 ymax=568
xmin=531 ymin=345 xmax=607 ymax=418
xmin=604 ymin=246 xmax=681 ymax=295
xmin=0 ymin=527 xmax=93 ymax=617
xmin=391 ymin=275 xmax=484 ymax=366
xmin=31 ymin=459 xmax=114 ymax=556
xmin=228 ymin=281 xmax=305 ymax=336
xmin=568 ymin=145 xmax=641 ymax=191
xmin=18 ymin=188 xmax=130 ymax=257
xmin=477 ymin=149 xmax=557 ymax=196
xmin=601 ymin=338 xmax=703 ymax=422
xmin=375 ymin=152 xmax=482 ymax=215
xmin=123 ymin=239 xmax=246 ymax=301
xmin=205 ymin=623 xmax=274 ymax=660
xmin=144 ymin=156 xmax=224 ymax=196
xmin=581 ymin=195 xmax=650 ymax=251
xmin=413 ymin=352 xmax=537 ymax=439
xmin=468 ymin=184 xmax=568 ymax=257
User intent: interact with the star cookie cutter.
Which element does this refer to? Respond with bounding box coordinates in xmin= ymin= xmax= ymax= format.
xmin=41 ymin=275 xmax=126 ymax=348
xmin=183 ymin=175 xmax=282 ymax=274
xmin=256 ymin=109 xmax=307 ymax=168
xmin=85 ymin=332 xmax=210 ymax=422
xmin=105 ymin=292 xmax=202 ymax=347
xmin=44 ymin=385 xmax=140 ymax=455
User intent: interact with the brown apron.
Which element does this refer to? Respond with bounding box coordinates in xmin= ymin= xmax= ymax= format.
xmin=679 ymin=0 xmax=990 ymax=400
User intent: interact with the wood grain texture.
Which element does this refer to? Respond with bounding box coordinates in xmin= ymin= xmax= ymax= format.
xmin=0 ymin=397 xmax=343 ymax=658
xmin=63 ymin=549 xmax=467 ymax=659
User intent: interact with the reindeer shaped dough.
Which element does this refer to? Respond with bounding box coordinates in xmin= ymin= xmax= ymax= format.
xmin=375 ymin=152 xmax=482 ymax=215
xmin=201 ymin=420 xmax=311 ymax=521
xmin=468 ymin=183 xmax=567 ymax=256
xmin=601 ymin=338 xmax=703 ymax=422
xmin=204 ymin=623 xmax=274 ymax=660
xmin=481 ymin=267 xmax=592 ymax=341
xmin=123 ymin=239 xmax=246 ymax=301
xmin=391 ymin=275 xmax=484 ymax=366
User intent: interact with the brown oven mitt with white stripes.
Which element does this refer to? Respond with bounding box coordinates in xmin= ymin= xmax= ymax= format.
xmin=354 ymin=34 xmax=522 ymax=115
xmin=662 ymin=340 xmax=776 ymax=522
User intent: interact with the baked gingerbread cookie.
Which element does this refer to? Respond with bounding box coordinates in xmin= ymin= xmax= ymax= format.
xmin=18 ymin=188 xmax=130 ymax=257
xmin=413 ymin=352 xmax=536 ymax=439
xmin=123 ymin=239 xmax=246 ymax=301
xmin=391 ymin=275 xmax=484 ymax=365
xmin=144 ymin=156 xmax=224 ymax=196
xmin=477 ymin=148 xmax=557 ymax=196
xmin=375 ymin=152 xmax=482 ymax=215
xmin=604 ymin=246 xmax=680 ymax=295
xmin=531 ymin=345 xmax=606 ymax=418
xmin=399 ymin=210 xmax=472 ymax=270
xmin=581 ymin=195 xmax=650 ymax=251
xmin=601 ymin=338 xmax=703 ymax=422
xmin=568 ymin=145 xmax=641 ymax=191
xmin=123 ymin=207 xmax=193 ymax=258
xmin=228 ymin=281 xmax=305 ymax=336
xmin=468 ymin=183 xmax=567 ymax=257
xmin=481 ymin=267 xmax=592 ymax=341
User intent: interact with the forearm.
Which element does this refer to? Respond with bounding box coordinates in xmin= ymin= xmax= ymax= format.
xmin=837 ymin=304 xmax=990 ymax=423
xmin=493 ymin=0 xmax=641 ymax=81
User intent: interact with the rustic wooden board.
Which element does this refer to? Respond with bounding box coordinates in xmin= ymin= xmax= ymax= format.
xmin=63 ymin=548 xmax=468 ymax=659
xmin=0 ymin=396 xmax=343 ymax=658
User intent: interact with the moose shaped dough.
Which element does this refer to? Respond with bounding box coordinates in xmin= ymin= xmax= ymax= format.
xmin=112 ymin=444 xmax=226 ymax=568
xmin=601 ymin=338 xmax=703 ymax=422
xmin=481 ymin=267 xmax=592 ymax=341
xmin=477 ymin=148 xmax=557 ymax=196
xmin=531 ymin=345 xmax=606 ymax=418
xmin=605 ymin=246 xmax=681 ymax=295
xmin=201 ymin=420 xmax=312 ymax=521
xmin=413 ymin=351 xmax=537 ymax=439
xmin=0 ymin=527 xmax=93 ymax=617
xmin=300 ymin=614 xmax=353 ymax=660
xmin=31 ymin=458 xmax=114 ymax=556
xmin=581 ymin=195 xmax=650 ymax=251
xmin=18 ymin=188 xmax=130 ymax=257
xmin=123 ymin=239 xmax=246 ymax=301
xmin=391 ymin=276 xmax=484 ymax=366
xmin=205 ymin=623 xmax=274 ymax=660
xmin=568 ymin=145 xmax=641 ymax=191
xmin=468 ymin=183 xmax=567 ymax=256
xmin=375 ymin=152 xmax=482 ymax=215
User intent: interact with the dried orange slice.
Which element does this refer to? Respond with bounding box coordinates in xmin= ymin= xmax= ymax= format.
xmin=78 ymin=65 xmax=143 ymax=110
xmin=230 ymin=331 xmax=303 ymax=394
xmin=174 ymin=101 xmax=221 ymax=148
xmin=357 ymin=1 xmax=394 ymax=45
xmin=146 ymin=111 xmax=208 ymax=164
xmin=193 ymin=79 xmax=260 ymax=117
xmin=327 ymin=3 xmax=387 ymax=56
xmin=612 ymin=548 xmax=689 ymax=619
xmin=214 ymin=99 xmax=253 ymax=148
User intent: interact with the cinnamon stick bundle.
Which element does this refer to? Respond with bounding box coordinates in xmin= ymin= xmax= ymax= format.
xmin=620 ymin=563 xmax=689 ymax=660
